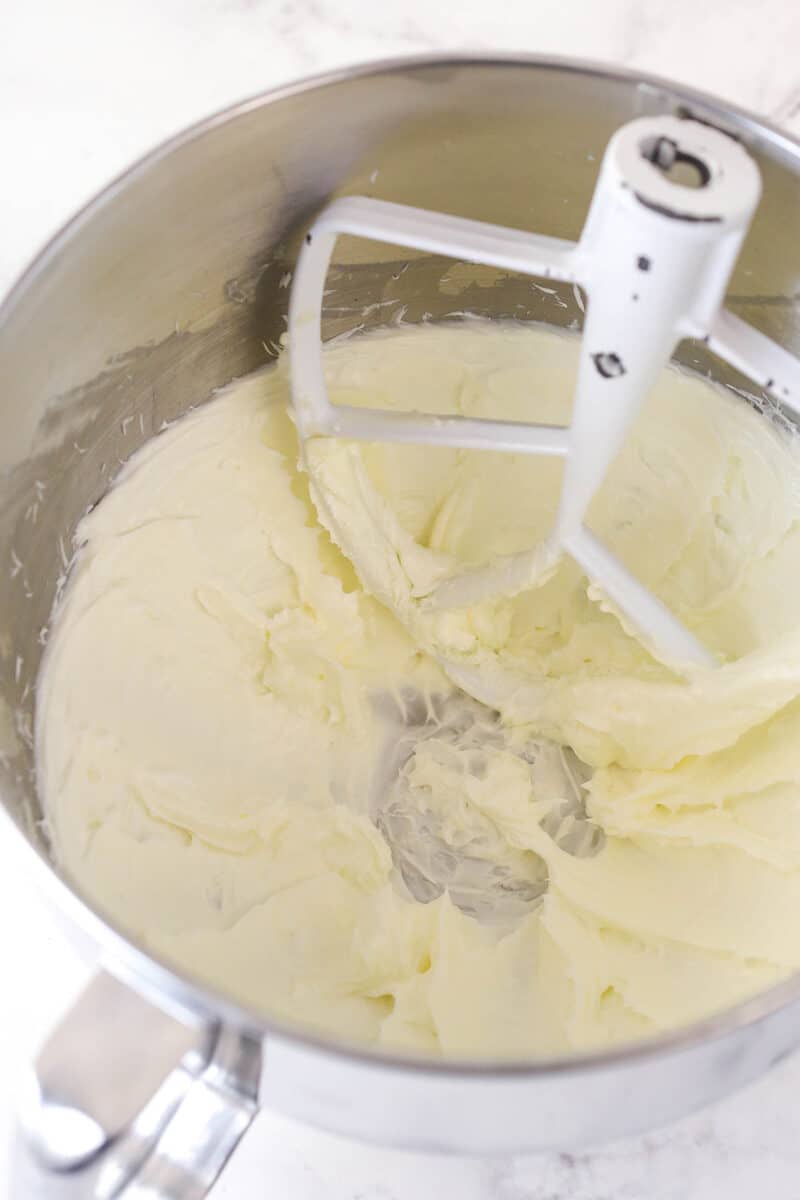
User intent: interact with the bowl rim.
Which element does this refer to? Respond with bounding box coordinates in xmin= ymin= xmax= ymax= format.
xmin=4 ymin=49 xmax=800 ymax=1078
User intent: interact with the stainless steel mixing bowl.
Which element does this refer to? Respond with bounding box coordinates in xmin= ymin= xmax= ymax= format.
xmin=3 ymin=55 xmax=800 ymax=1199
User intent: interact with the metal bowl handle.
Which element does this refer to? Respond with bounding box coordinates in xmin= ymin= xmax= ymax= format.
xmin=15 ymin=972 xmax=261 ymax=1198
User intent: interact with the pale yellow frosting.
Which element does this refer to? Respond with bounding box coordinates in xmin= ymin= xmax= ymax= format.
xmin=37 ymin=322 xmax=800 ymax=1058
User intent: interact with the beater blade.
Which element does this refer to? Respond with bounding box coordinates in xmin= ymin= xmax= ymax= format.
xmin=289 ymin=116 xmax=800 ymax=670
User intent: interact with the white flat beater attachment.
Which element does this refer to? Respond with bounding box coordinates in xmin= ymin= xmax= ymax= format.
xmin=289 ymin=116 xmax=800 ymax=671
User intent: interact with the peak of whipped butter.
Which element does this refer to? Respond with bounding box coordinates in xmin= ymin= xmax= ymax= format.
xmin=36 ymin=320 xmax=800 ymax=1059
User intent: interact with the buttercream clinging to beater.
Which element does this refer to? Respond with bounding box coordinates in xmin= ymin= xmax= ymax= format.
xmin=37 ymin=321 xmax=800 ymax=1058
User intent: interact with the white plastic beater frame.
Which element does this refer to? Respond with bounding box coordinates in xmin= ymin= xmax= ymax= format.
xmin=289 ymin=117 xmax=800 ymax=670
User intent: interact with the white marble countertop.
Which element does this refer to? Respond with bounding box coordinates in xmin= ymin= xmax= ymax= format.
xmin=3 ymin=1 xmax=800 ymax=1196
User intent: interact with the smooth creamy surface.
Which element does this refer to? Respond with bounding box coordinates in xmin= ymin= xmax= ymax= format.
xmin=38 ymin=322 xmax=800 ymax=1058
